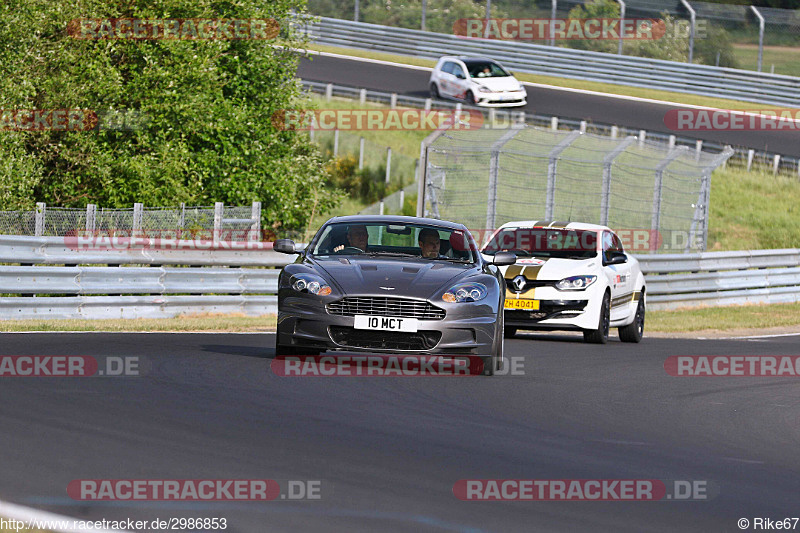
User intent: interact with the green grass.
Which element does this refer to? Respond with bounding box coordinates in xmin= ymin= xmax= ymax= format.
xmin=0 ymin=306 xmax=798 ymax=333
xmin=648 ymin=302 xmax=800 ymax=332
xmin=707 ymin=167 xmax=800 ymax=251
xmin=303 ymin=44 xmax=799 ymax=112
xmin=731 ymin=44 xmax=800 ymax=77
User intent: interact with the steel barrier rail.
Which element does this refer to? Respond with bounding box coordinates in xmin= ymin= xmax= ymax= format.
xmin=301 ymin=80 xmax=800 ymax=172
xmin=0 ymin=235 xmax=296 ymax=267
xmin=304 ymin=17 xmax=800 ymax=108
xmin=637 ymin=248 xmax=800 ymax=309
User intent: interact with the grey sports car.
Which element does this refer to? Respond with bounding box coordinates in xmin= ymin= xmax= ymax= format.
xmin=273 ymin=215 xmax=516 ymax=375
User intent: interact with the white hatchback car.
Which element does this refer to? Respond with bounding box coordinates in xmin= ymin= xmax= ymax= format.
xmin=429 ymin=56 xmax=527 ymax=107
xmin=481 ymin=221 xmax=646 ymax=344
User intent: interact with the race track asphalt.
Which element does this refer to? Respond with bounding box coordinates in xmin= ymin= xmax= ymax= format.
xmin=2 ymin=331 xmax=799 ymax=532
xmin=297 ymin=54 xmax=800 ymax=157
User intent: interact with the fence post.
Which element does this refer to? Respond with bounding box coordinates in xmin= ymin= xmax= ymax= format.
xmin=421 ymin=0 xmax=426 ymax=31
xmin=424 ymin=98 xmax=432 ymax=112
xmin=750 ymin=6 xmax=764 ymax=72
xmin=668 ymin=135 xmax=676 ymax=150
xmin=580 ymin=120 xmax=587 ymax=133
xmin=695 ymin=140 xmax=702 ymax=161
xmin=132 ymin=203 xmax=143 ymax=232
xmin=549 ymin=0 xmax=557 ymax=47
xmin=486 ymin=126 xmax=525 ymax=231
xmin=325 ymin=83 xmax=333 ymax=101
xmin=417 ymin=128 xmax=450 ymax=217
xmin=214 ymin=202 xmax=223 ymax=245
xmin=773 ymin=154 xmax=781 ymax=174
xmin=333 ymin=129 xmax=339 ymax=157
xmin=390 ymin=93 xmax=397 ymax=109
xmin=251 ymin=201 xmax=261 ymax=241
xmin=359 ymin=137 xmax=365 ymax=170
xmin=638 ymin=130 xmax=646 ymax=147
xmin=179 ymin=202 xmax=186 ymax=235
xmin=545 ymin=131 xmax=581 ymax=220
xmin=360 ymin=88 xmax=366 ymax=105
xmin=747 ymin=149 xmax=754 ymax=171
xmin=610 ymin=125 xmax=618 ymax=139
xmin=550 ymin=117 xmax=558 ymax=131
xmin=86 ymin=204 xmax=97 ymax=233
xmin=35 ymin=202 xmax=46 ymax=237
xmin=484 ymin=0 xmax=492 ymax=38
xmin=354 ymin=0 xmax=359 ymax=22
xmin=385 ymin=147 xmax=392 ymax=184
xmin=651 ymin=146 xmax=687 ymax=251
xmin=680 ymin=0 xmax=695 ymax=63
xmin=601 ymin=136 xmax=636 ymax=226
xmin=615 ymin=0 xmax=625 ymax=54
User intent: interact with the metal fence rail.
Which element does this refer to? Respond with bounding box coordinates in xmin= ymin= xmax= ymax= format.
xmin=303 ymin=17 xmax=800 ymax=108
xmin=638 ymin=248 xmax=800 ymax=309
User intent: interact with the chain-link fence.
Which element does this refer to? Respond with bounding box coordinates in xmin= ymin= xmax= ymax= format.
xmin=358 ymin=182 xmax=418 ymax=215
xmin=306 ymin=0 xmax=800 ymax=74
xmin=0 ymin=203 xmax=261 ymax=237
xmin=422 ymin=123 xmax=733 ymax=252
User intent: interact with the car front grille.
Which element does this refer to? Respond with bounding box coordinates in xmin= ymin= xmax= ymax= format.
xmin=329 ymin=326 xmax=442 ymax=351
xmin=327 ymin=297 xmax=446 ymax=320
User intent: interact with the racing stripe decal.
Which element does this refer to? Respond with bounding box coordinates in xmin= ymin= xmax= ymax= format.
xmin=610 ymin=292 xmax=634 ymax=309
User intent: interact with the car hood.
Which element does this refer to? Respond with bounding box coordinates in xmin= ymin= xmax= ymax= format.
xmin=471 ymin=77 xmax=521 ymax=92
xmin=313 ymin=257 xmax=473 ymax=297
xmin=498 ymin=256 xmax=598 ymax=281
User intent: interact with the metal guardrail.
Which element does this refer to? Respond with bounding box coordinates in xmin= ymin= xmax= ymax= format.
xmin=0 ymin=236 xmax=296 ymax=319
xmin=638 ymin=249 xmax=800 ymax=309
xmin=304 ymin=17 xmax=800 ymax=108
xmin=301 ymin=80 xmax=800 ymax=175
xmin=1 ymin=237 xmax=797 ymax=316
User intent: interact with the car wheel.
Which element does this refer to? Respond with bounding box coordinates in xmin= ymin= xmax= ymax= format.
xmin=619 ymin=294 xmax=645 ymax=343
xmin=430 ymin=83 xmax=440 ymax=99
xmin=504 ymin=327 xmax=517 ymax=338
xmin=466 ymin=91 xmax=476 ymax=105
xmin=584 ymin=292 xmax=610 ymax=344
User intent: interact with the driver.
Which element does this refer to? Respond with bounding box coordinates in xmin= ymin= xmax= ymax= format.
xmin=335 ymin=224 xmax=369 ymax=252
xmin=418 ymin=228 xmax=442 ymax=258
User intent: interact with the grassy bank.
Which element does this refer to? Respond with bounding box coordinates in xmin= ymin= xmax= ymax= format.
xmin=1 ymin=304 xmax=799 ymax=334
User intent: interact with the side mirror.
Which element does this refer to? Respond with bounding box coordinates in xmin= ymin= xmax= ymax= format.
xmin=493 ymin=252 xmax=517 ymax=266
xmin=273 ymin=239 xmax=297 ymax=254
xmin=605 ymin=252 xmax=627 ymax=265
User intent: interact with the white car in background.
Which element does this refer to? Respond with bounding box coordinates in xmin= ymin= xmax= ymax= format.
xmin=429 ymin=56 xmax=527 ymax=107
xmin=481 ymin=221 xmax=646 ymax=344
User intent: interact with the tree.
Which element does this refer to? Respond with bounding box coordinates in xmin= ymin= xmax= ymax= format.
xmin=0 ymin=0 xmax=341 ymax=231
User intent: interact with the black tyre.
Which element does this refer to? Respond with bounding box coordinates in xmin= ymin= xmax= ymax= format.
xmin=430 ymin=83 xmax=440 ymax=99
xmin=584 ymin=292 xmax=610 ymax=344
xmin=482 ymin=307 xmax=505 ymax=376
xmin=504 ymin=327 xmax=517 ymax=338
xmin=619 ymin=294 xmax=645 ymax=343
xmin=466 ymin=91 xmax=476 ymax=105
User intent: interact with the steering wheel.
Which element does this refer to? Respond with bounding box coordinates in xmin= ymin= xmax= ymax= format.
xmin=338 ymin=246 xmax=364 ymax=254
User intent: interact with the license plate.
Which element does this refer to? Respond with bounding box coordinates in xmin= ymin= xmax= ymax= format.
xmin=505 ymin=299 xmax=540 ymax=310
xmin=354 ymin=315 xmax=419 ymax=332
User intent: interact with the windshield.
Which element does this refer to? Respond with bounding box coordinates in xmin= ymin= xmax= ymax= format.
xmin=481 ymin=227 xmax=598 ymax=259
xmin=464 ymin=61 xmax=510 ymax=78
xmin=310 ymin=222 xmax=478 ymax=263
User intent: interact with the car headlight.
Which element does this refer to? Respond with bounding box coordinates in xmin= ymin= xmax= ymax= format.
xmin=477 ymin=85 xmax=492 ymax=93
xmin=442 ymin=282 xmax=487 ymax=303
xmin=291 ymin=273 xmax=332 ymax=296
xmin=555 ymin=275 xmax=597 ymax=291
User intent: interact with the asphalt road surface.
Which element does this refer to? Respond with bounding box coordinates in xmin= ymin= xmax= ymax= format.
xmin=2 ymin=332 xmax=799 ymax=532
xmin=297 ymin=54 xmax=800 ymax=157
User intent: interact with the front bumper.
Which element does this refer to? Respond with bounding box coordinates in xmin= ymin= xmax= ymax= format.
xmin=278 ymin=295 xmax=498 ymax=355
xmin=474 ymin=89 xmax=527 ymax=107
xmin=504 ymin=285 xmax=603 ymax=331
